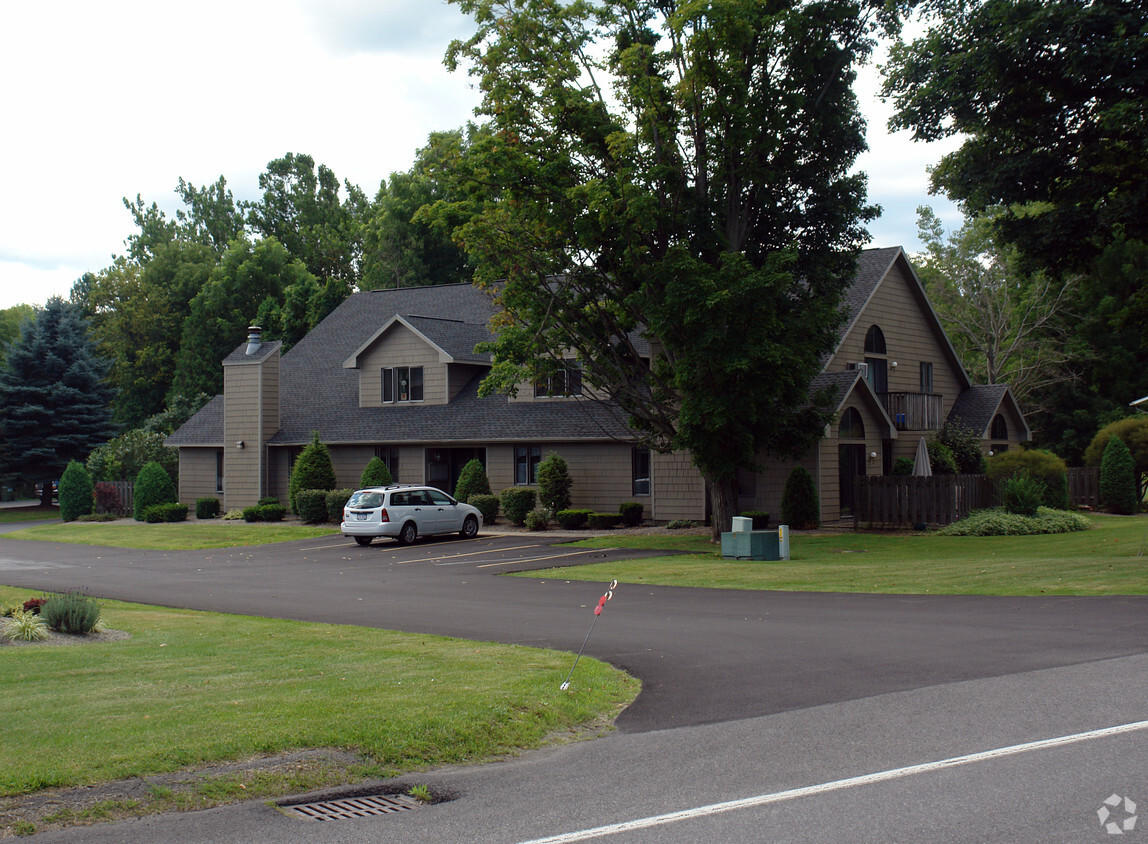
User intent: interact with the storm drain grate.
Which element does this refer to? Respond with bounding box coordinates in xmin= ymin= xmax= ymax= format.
xmin=284 ymin=793 xmax=424 ymax=821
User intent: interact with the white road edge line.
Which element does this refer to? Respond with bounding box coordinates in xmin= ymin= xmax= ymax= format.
xmin=517 ymin=719 xmax=1148 ymax=844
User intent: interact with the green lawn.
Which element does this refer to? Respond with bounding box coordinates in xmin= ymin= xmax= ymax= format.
xmin=0 ymin=587 xmax=638 ymax=834
xmin=0 ymin=506 xmax=60 ymax=524
xmin=518 ymin=515 xmax=1148 ymax=596
xmin=1 ymin=521 xmax=337 ymax=549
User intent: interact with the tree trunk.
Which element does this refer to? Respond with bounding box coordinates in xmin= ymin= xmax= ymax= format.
xmin=708 ymin=475 xmax=738 ymax=542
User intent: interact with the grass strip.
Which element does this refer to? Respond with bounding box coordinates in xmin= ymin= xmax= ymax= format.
xmin=0 ymin=587 xmax=638 ymax=803
xmin=1 ymin=522 xmax=338 ymax=549
xmin=515 ymin=515 xmax=1148 ymax=596
xmin=0 ymin=507 xmax=60 ymax=524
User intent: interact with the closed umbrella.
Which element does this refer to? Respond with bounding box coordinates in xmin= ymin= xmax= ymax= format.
xmin=912 ymin=437 xmax=933 ymax=477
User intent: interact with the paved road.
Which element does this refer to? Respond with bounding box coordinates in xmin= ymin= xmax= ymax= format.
xmin=3 ymin=528 xmax=1148 ymax=841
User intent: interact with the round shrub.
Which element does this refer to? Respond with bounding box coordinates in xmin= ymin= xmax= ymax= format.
xmin=469 ymin=493 xmax=500 ymax=525
xmin=288 ymin=432 xmax=336 ymax=512
xmin=326 ymin=489 xmax=354 ymax=523
xmin=892 ymin=457 xmax=915 ymax=476
xmin=927 ymin=440 xmax=958 ymax=475
xmin=986 ymin=449 xmax=1069 ymax=510
xmin=587 ymin=512 xmax=622 ymax=530
xmin=1085 ymin=416 xmax=1148 ymax=501
xmin=40 ymin=591 xmax=101 ymax=635
xmin=195 ymin=497 xmax=221 ymax=519
xmin=454 ymin=458 xmax=491 ymax=503
xmin=781 ymin=466 xmax=819 ymax=529
xmin=1000 ymin=471 xmax=1044 ymax=517
xmin=58 ymin=460 xmax=94 ymax=522
xmin=133 ymin=461 xmax=176 ymax=521
xmin=500 ymin=488 xmax=537 ymax=526
xmin=259 ymin=503 xmax=286 ymax=522
xmin=556 ymin=509 xmax=592 ymax=529
xmin=524 ymin=508 xmax=549 ymax=531
xmin=295 ymin=489 xmax=330 ymax=523
xmin=360 ymin=456 xmax=393 ymax=488
xmin=536 ymin=453 xmax=572 ymax=514
xmin=619 ymin=501 xmax=644 ymax=527
xmin=1100 ymin=434 xmax=1138 ymax=514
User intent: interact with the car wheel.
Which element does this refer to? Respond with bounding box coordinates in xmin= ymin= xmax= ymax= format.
xmin=354 ymin=536 xmax=372 ymax=546
xmin=460 ymin=515 xmax=479 ymax=539
xmin=398 ymin=522 xmax=418 ymax=545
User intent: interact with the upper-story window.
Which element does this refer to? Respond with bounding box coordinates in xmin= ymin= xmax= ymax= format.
xmin=382 ymin=366 xmax=424 ymax=403
xmin=865 ymin=325 xmax=886 ymax=355
xmin=534 ymin=361 xmax=583 ymax=398
xmin=838 ymin=407 xmax=865 ymax=439
xmin=920 ymin=361 xmax=934 ymax=394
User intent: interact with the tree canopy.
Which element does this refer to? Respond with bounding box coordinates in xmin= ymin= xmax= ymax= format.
xmin=438 ymin=0 xmax=900 ymax=535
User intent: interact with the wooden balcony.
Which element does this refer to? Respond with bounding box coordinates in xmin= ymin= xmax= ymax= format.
xmin=880 ymin=392 xmax=944 ymax=431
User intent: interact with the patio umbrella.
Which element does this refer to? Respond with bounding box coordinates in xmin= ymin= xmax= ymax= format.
xmin=912 ymin=437 xmax=933 ymax=477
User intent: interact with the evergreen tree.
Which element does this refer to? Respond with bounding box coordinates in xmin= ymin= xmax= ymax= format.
xmin=453 ymin=458 xmax=491 ymax=502
xmin=0 ymin=298 xmax=116 ymax=504
xmin=360 ymin=456 xmax=394 ymax=488
xmin=58 ymin=460 xmax=94 ymax=522
xmin=536 ymin=453 xmax=572 ymax=514
xmin=288 ymin=432 xmax=336 ymax=512
xmin=1100 ymin=435 xmax=1138 ymax=515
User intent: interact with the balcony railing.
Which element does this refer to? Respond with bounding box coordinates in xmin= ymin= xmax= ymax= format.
xmin=880 ymin=392 xmax=944 ymax=431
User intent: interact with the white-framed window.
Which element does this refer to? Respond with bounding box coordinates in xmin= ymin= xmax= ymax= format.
xmin=374 ymin=446 xmax=400 ymax=482
xmin=534 ymin=361 xmax=583 ymax=398
xmin=382 ymin=366 xmax=424 ymax=403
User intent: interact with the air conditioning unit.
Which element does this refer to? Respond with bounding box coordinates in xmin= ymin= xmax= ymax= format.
xmin=849 ymin=362 xmax=869 ymax=377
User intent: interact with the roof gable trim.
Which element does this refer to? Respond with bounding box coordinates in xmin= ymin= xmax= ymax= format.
xmin=342 ymin=315 xmax=453 ymax=369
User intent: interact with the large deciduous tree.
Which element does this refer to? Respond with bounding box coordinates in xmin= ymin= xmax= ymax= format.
xmin=0 ymin=298 xmax=116 ymax=504
xmin=913 ymin=206 xmax=1075 ymax=411
xmin=439 ymin=0 xmax=898 ymax=536
xmin=882 ymin=0 xmax=1148 ymax=278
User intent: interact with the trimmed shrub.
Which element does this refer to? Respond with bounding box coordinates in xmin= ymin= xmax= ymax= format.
xmin=892 ymin=457 xmax=915 ymax=476
xmin=143 ymin=502 xmax=188 ymax=523
xmin=1100 ymin=435 xmax=1139 ymax=514
xmin=524 ymin=509 xmax=549 ymax=531
xmin=288 ymin=431 xmax=336 ymax=512
xmin=40 ymin=591 xmax=101 ymax=635
xmin=258 ymin=496 xmax=281 ymax=506
xmin=326 ymin=489 xmax=354 ymax=523
xmin=500 ymin=488 xmax=537 ymax=526
xmin=587 ymin=512 xmax=622 ymax=530
xmin=196 ymin=497 xmax=221 ymax=519
xmin=295 ymin=489 xmax=330 ymax=523
xmin=739 ymin=510 xmax=770 ymax=530
xmin=59 ymin=460 xmax=94 ymax=522
xmin=360 ymin=457 xmax=393 ymax=488
xmin=133 ymin=461 xmax=176 ymax=521
xmin=619 ymin=501 xmax=644 ymax=527
xmin=259 ymin=503 xmax=286 ymax=522
xmin=556 ymin=509 xmax=592 ymax=529
xmin=1085 ymin=416 xmax=1148 ymax=501
xmin=939 ymin=422 xmax=987 ymax=475
xmin=454 ymin=458 xmax=491 ymax=503
xmin=986 ymin=449 xmax=1069 ymax=510
xmin=469 ymin=493 xmax=500 ymax=525
xmin=781 ymin=467 xmax=819 ymax=529
xmin=926 ymin=440 xmax=959 ymax=475
xmin=536 ymin=453 xmax=572 ymax=514
xmin=1000 ymin=471 xmax=1043 ymax=517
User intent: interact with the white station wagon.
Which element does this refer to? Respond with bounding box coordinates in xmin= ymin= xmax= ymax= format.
xmin=341 ymin=484 xmax=482 ymax=546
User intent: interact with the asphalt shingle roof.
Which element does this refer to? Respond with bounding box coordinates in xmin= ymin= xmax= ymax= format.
xmin=945 ymin=384 xmax=1011 ymax=437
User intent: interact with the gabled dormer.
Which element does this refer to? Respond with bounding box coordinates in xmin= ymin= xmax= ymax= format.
xmin=342 ymin=314 xmax=491 ymax=408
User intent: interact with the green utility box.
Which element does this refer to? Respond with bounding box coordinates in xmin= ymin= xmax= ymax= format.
xmin=721 ymin=530 xmax=780 ymax=561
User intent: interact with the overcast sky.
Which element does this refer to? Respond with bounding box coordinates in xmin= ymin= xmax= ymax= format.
xmin=0 ymin=1 xmax=960 ymax=311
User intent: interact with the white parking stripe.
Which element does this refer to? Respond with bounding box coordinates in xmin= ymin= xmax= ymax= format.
xmin=474 ymin=548 xmax=618 ymax=569
xmin=397 ymin=544 xmax=541 ymax=564
xmin=517 ymin=719 xmax=1148 ymax=844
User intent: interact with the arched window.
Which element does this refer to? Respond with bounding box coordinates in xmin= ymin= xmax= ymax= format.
xmin=990 ymin=414 xmax=1008 ymax=440
xmin=864 ymin=325 xmax=886 ymax=355
xmin=839 ymin=407 xmax=865 ymax=439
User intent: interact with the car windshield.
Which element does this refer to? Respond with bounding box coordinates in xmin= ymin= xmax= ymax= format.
xmin=348 ymin=491 xmax=383 ymax=509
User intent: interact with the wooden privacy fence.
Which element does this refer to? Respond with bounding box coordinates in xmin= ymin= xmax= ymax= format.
xmin=853 ymin=474 xmax=995 ymax=528
xmin=94 ymin=481 xmax=133 ymax=517
xmin=1067 ymin=467 xmax=1100 ymax=509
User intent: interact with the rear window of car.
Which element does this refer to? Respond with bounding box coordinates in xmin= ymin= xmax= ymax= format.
xmin=348 ymin=491 xmax=383 ymax=509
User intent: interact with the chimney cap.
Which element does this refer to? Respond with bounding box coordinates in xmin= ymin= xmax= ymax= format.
xmin=245 ymin=325 xmax=262 ymax=355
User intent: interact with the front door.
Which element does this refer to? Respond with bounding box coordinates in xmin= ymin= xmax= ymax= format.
xmin=425 ymin=448 xmax=486 ymax=496
xmin=838 ymin=444 xmax=866 ymax=516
